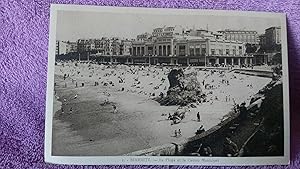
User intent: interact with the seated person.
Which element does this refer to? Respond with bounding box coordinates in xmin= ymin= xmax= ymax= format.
xmin=196 ymin=125 xmax=205 ymax=135
xmin=223 ymin=137 xmax=239 ymax=157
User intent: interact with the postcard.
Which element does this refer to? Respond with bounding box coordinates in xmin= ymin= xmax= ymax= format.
xmin=45 ymin=4 xmax=290 ymax=165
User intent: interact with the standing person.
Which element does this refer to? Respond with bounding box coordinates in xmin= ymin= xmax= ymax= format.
xmin=168 ymin=113 xmax=172 ymax=120
xmin=239 ymin=102 xmax=247 ymax=121
xmin=178 ymin=129 xmax=182 ymax=136
xmin=112 ymin=104 xmax=118 ymax=113
xmin=197 ymin=112 xmax=201 ymax=122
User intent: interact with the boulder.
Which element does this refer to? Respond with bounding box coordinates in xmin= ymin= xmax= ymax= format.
xmin=157 ymin=69 xmax=204 ymax=106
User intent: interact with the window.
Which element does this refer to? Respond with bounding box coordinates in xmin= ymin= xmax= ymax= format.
xmin=167 ymin=45 xmax=171 ymax=56
xmin=141 ymin=47 xmax=144 ymax=55
xmin=159 ymin=46 xmax=162 ymax=56
xmin=179 ymin=45 xmax=186 ymax=56
xmin=189 ymin=46 xmax=194 ymax=56
xmin=195 ymin=47 xmax=200 ymax=55
xmin=201 ymin=44 xmax=206 ymax=56
xmin=211 ymin=49 xmax=215 ymax=55
xmin=201 ymin=48 xmax=206 ymax=56
xmin=133 ymin=47 xmax=136 ymax=56
xmin=148 ymin=47 xmax=153 ymax=55
xmin=226 ymin=49 xmax=229 ymax=55
xmin=233 ymin=49 xmax=236 ymax=55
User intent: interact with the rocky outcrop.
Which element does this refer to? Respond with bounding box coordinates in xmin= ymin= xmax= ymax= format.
xmin=158 ymin=69 xmax=204 ymax=106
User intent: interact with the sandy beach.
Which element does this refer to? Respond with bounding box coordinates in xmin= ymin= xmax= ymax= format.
xmin=52 ymin=62 xmax=272 ymax=156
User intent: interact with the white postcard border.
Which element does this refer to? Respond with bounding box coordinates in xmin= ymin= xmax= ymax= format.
xmin=44 ymin=4 xmax=290 ymax=166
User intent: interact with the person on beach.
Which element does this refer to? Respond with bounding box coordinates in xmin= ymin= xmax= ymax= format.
xmin=112 ymin=104 xmax=117 ymax=113
xmin=197 ymin=112 xmax=201 ymax=122
xmin=168 ymin=113 xmax=172 ymax=120
xmin=178 ymin=129 xmax=182 ymax=136
xmin=196 ymin=125 xmax=205 ymax=135
xmin=159 ymin=92 xmax=164 ymax=98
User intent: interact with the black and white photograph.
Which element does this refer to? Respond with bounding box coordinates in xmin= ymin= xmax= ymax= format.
xmin=45 ymin=5 xmax=289 ymax=165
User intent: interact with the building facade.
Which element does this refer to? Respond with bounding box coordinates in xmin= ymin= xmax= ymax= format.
xmin=77 ymin=26 xmax=255 ymax=66
xmin=265 ymin=26 xmax=281 ymax=49
xmin=128 ymin=27 xmax=251 ymax=66
xmin=259 ymin=34 xmax=267 ymax=47
xmin=56 ymin=41 xmax=77 ymax=55
xmin=217 ymin=29 xmax=259 ymax=45
xmin=77 ymin=39 xmax=106 ymax=54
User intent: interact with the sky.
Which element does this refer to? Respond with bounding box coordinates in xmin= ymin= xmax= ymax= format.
xmin=56 ymin=10 xmax=281 ymax=42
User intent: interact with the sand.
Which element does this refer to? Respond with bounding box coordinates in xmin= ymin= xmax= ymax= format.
xmin=52 ymin=62 xmax=272 ymax=156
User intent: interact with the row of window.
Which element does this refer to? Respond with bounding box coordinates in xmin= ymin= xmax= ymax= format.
xmin=226 ymin=34 xmax=257 ymax=40
xmin=210 ymin=49 xmax=243 ymax=55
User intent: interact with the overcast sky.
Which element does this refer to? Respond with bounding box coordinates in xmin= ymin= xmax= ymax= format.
xmin=56 ymin=10 xmax=281 ymax=42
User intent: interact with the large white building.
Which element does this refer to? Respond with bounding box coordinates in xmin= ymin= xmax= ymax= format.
xmin=130 ymin=26 xmax=250 ymax=66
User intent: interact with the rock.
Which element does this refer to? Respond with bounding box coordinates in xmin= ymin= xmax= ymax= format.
xmin=157 ymin=69 xmax=205 ymax=106
xmin=168 ymin=69 xmax=184 ymax=89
